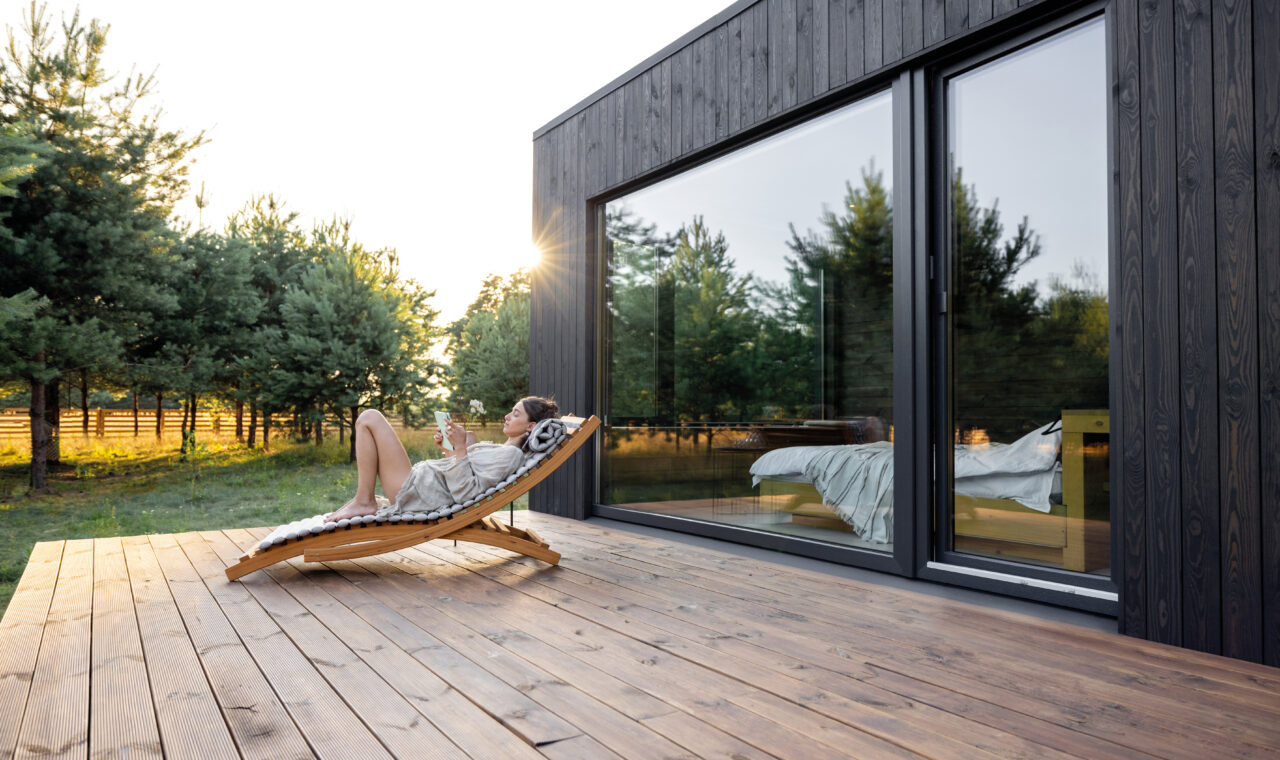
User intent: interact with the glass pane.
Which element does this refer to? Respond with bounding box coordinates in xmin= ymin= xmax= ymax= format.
xmin=602 ymin=91 xmax=895 ymax=551
xmin=946 ymin=17 xmax=1110 ymax=575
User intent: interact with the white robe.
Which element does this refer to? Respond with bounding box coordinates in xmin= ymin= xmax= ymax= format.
xmin=376 ymin=442 xmax=524 ymax=516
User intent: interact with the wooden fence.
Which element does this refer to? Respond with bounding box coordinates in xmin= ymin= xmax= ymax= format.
xmin=1 ymin=408 xmax=250 ymax=440
xmin=0 ymin=408 xmax=420 ymax=441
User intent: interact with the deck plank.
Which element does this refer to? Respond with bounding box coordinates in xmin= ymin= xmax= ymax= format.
xmin=89 ymin=537 xmax=162 ymax=759
xmin=152 ymin=532 xmax=313 ymax=760
xmin=323 ymin=553 xmax=698 ymax=760
xmin=397 ymin=541 xmax=922 ymax=760
xmin=445 ymin=538 xmax=1098 ymax=760
xmin=248 ymin=550 xmax=584 ymax=748
xmin=15 ymin=538 xmax=93 ymax=760
xmin=121 ymin=535 xmax=241 ymax=759
xmin=257 ymin=554 xmax=545 ymax=759
xmin=546 ymin=520 xmax=1280 ymax=757
xmin=180 ymin=531 xmax=395 ymax=759
xmin=570 ymin=523 xmax=1280 ymax=753
xmin=0 ymin=541 xmax=63 ymax=759
xmin=6 ymin=513 xmax=1280 ymax=759
xmin=204 ymin=529 xmax=465 ymax=760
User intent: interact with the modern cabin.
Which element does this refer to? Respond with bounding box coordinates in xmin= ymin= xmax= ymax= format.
xmin=529 ymin=0 xmax=1278 ymax=665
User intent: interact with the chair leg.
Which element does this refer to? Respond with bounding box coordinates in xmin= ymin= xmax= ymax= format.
xmin=449 ymin=518 xmax=561 ymax=565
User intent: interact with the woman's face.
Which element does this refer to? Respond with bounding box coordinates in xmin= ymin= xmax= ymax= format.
xmin=503 ymin=402 xmax=534 ymax=438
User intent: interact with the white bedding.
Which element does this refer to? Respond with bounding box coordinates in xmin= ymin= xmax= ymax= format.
xmin=748 ymin=422 xmax=1063 ymax=543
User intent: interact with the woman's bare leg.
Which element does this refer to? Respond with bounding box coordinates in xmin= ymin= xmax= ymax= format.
xmin=325 ymin=409 xmax=412 ymax=520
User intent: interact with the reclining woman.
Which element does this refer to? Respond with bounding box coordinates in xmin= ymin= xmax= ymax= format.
xmin=324 ymin=396 xmax=560 ymax=522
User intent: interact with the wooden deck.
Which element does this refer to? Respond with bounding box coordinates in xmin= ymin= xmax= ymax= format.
xmin=2 ymin=514 xmax=1277 ymax=759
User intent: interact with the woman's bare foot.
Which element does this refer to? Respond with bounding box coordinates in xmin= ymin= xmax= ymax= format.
xmin=324 ymin=497 xmax=379 ymax=522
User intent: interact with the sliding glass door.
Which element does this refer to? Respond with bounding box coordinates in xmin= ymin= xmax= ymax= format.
xmin=940 ymin=16 xmax=1111 ymax=577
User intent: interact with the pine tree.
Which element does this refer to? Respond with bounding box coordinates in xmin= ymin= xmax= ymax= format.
xmin=0 ymin=4 xmax=203 ymax=486
xmin=449 ymin=289 xmax=530 ymax=417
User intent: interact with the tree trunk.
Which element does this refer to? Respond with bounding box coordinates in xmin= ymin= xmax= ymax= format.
xmin=349 ymin=405 xmax=359 ymax=462
xmin=185 ymin=393 xmax=198 ymax=453
xmin=44 ymin=377 xmax=60 ymax=464
xmin=263 ymin=413 xmax=271 ymax=451
xmin=132 ymin=390 xmax=139 ymax=437
xmin=338 ymin=411 xmax=345 ymax=447
xmin=155 ymin=394 xmax=163 ymax=439
xmin=314 ymin=412 xmax=323 ymax=446
xmin=29 ymin=364 xmax=48 ymax=490
xmin=235 ymin=400 xmax=244 ymax=442
xmin=247 ymin=403 xmax=258 ymax=448
xmin=80 ymin=368 xmax=89 ymax=438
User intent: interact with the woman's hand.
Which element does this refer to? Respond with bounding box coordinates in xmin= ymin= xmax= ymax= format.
xmin=444 ymin=419 xmax=469 ymax=457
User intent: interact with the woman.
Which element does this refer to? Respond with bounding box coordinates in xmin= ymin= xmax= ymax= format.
xmin=324 ymin=396 xmax=560 ymax=522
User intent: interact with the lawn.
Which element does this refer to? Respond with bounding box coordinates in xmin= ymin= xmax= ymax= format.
xmin=0 ymin=425 xmax=523 ymax=618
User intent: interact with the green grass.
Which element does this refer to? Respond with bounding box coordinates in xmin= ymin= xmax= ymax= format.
xmin=0 ymin=426 xmax=524 ymax=618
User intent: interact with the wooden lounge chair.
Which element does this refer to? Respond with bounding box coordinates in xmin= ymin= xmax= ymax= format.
xmin=225 ymin=415 xmax=600 ymax=581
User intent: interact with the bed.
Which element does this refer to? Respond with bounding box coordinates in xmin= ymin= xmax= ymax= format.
xmin=744 ymin=410 xmax=1109 ymax=571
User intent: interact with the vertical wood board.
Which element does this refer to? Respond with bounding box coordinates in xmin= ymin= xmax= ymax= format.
xmin=1212 ymin=0 xmax=1261 ymax=662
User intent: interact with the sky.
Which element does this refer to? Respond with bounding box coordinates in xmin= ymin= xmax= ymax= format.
xmin=610 ymin=16 xmax=1107 ymax=305
xmin=19 ymin=0 xmax=733 ymax=322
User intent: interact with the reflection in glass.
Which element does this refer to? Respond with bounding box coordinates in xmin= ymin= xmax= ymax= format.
xmin=601 ymin=92 xmax=895 ymax=551
xmin=946 ymin=17 xmax=1110 ymax=574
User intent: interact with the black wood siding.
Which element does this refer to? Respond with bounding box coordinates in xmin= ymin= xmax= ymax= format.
xmin=531 ymin=0 xmax=1280 ymax=665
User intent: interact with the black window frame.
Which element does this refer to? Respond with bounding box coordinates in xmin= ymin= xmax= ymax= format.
xmin=918 ymin=2 xmax=1118 ymax=607
xmin=589 ymin=0 xmax=1120 ymax=615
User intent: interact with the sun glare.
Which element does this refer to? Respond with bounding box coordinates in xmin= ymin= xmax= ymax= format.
xmin=526 ymin=242 xmax=543 ymax=269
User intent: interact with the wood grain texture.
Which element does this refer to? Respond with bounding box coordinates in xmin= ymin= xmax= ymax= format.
xmin=783 ymin=0 xmax=799 ymax=109
xmin=968 ymin=0 xmax=992 ymax=27
xmin=884 ymin=0 xmax=903 ymax=65
xmin=0 ymin=541 xmax=61 ymax=759
xmin=993 ymin=0 xmax=1017 ymax=16
xmin=903 ymin=0 xmax=924 ymax=54
xmin=753 ymin=3 xmax=770 ymax=123
xmin=216 ymin=532 xmax=468 ymax=760
xmin=15 ymin=539 xmax=92 ymax=760
xmin=728 ymin=14 xmax=743 ymax=133
xmin=704 ymin=32 xmax=718 ymax=147
xmin=1173 ymin=0 xmax=1220 ymax=655
xmin=797 ymin=0 xmax=815 ymax=103
xmin=829 ymin=0 xmax=848 ymax=86
xmin=89 ymin=537 xmax=161 ymax=760
xmin=121 ymin=536 xmax=240 ymax=759
xmin=715 ymin=24 xmax=729 ymax=141
xmin=670 ymin=46 xmax=687 ymax=158
xmin=739 ymin=8 xmax=758 ymax=129
xmin=659 ymin=59 xmax=672 ymax=168
xmin=1139 ymin=0 xmax=1181 ymax=647
xmin=945 ymin=0 xmax=968 ymax=38
xmin=692 ymin=35 xmax=707 ymax=149
xmin=1112 ymin=0 xmax=1147 ymax=639
xmin=11 ymin=515 xmax=1280 ymax=757
xmin=924 ymin=0 xmax=946 ymax=46
xmin=813 ymin=0 xmax=829 ymax=95
xmin=1212 ymin=0 xmax=1261 ymax=663
xmin=639 ymin=69 xmax=655 ymax=174
xmin=153 ymin=533 xmax=312 ymax=759
xmin=847 ymin=0 xmax=866 ymax=80
xmin=864 ymin=0 xmax=883 ymax=71
xmin=768 ymin=0 xmax=784 ymax=115
xmin=1256 ymin=0 xmax=1280 ymax=670
xmin=266 ymin=553 xmax=544 ymax=759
